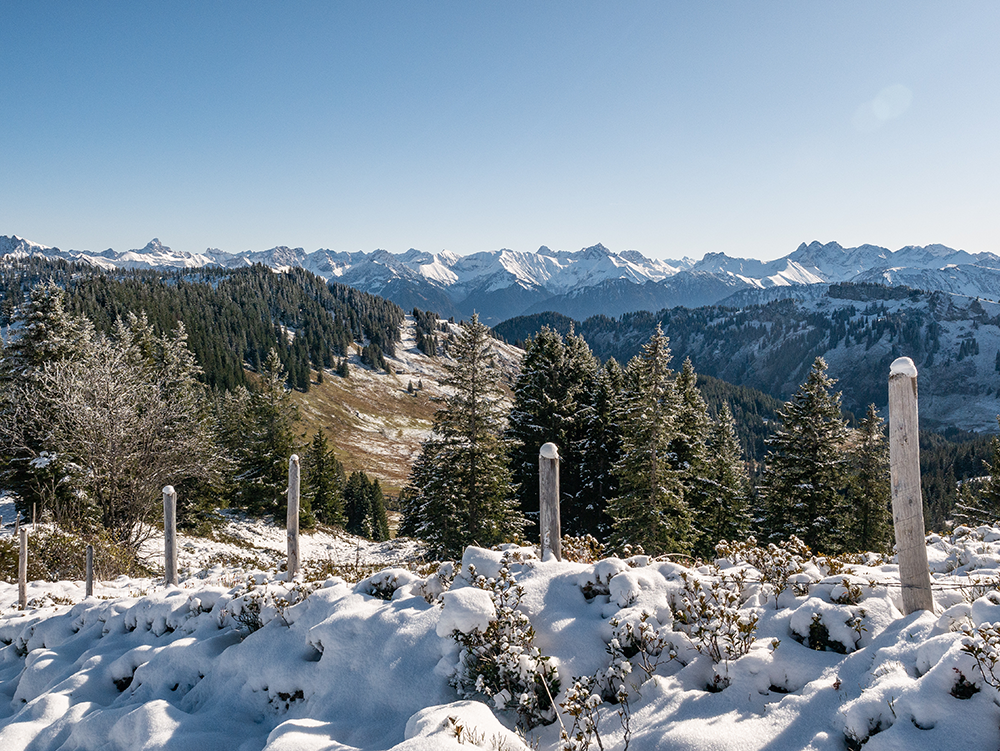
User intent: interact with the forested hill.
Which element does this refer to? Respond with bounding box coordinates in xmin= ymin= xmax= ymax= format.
xmin=0 ymin=259 xmax=404 ymax=391
xmin=496 ymin=282 xmax=1000 ymax=434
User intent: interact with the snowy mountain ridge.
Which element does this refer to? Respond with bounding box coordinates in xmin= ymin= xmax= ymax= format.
xmin=5 ymin=234 xmax=1000 ymax=324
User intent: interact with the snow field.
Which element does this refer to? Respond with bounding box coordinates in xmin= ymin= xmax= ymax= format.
xmin=3 ymin=530 xmax=1000 ymax=749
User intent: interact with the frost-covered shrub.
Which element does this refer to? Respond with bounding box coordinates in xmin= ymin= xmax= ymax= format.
xmin=0 ymin=527 xmax=149 ymax=584
xmin=609 ymin=611 xmax=676 ymax=681
xmin=789 ymin=601 xmax=866 ymax=654
xmin=419 ymin=561 xmax=456 ymax=603
xmin=961 ymin=574 xmax=1000 ymax=604
xmin=577 ymin=558 xmax=629 ymax=600
xmin=715 ymin=536 xmax=808 ymax=607
xmin=226 ymin=578 xmax=317 ymax=635
xmin=961 ymin=621 xmax=1000 ymax=688
xmin=561 ymin=535 xmax=605 ymax=564
xmin=449 ymin=554 xmax=560 ymax=729
xmin=674 ymin=569 xmax=759 ymax=672
xmin=357 ymin=568 xmax=422 ymax=600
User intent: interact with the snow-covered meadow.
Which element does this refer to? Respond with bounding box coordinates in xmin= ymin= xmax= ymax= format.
xmin=4 ymin=512 xmax=1000 ymax=751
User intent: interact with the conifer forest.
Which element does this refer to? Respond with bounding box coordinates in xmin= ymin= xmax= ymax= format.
xmin=1 ymin=259 xmax=998 ymax=570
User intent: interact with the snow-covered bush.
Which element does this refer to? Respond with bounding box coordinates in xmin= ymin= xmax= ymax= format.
xmin=448 ymin=553 xmax=560 ymax=728
xmin=225 ymin=578 xmax=317 ymax=635
xmin=961 ymin=621 xmax=1000 ymax=688
xmin=715 ymin=535 xmax=808 ymax=607
xmin=674 ymin=568 xmax=759 ymax=674
xmin=561 ymin=535 xmax=605 ymax=563
xmin=357 ymin=568 xmax=422 ymax=600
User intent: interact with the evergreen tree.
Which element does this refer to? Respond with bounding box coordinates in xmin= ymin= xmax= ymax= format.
xmin=575 ymin=357 xmax=624 ymax=539
xmin=843 ymin=404 xmax=893 ymax=553
xmin=303 ymin=429 xmax=346 ymax=526
xmin=672 ymin=357 xmax=713 ymax=555
xmin=506 ymin=326 xmax=597 ymax=535
xmin=0 ymin=281 xmax=96 ymax=520
xmin=344 ymin=471 xmax=373 ymax=537
xmin=368 ymin=479 xmax=391 ymax=542
xmin=954 ymin=417 xmax=1000 ymax=527
xmin=228 ymin=349 xmax=299 ymax=517
xmin=761 ymin=357 xmax=850 ymax=552
xmin=403 ymin=314 xmax=523 ymax=558
xmin=700 ymin=402 xmax=752 ymax=554
xmin=607 ymin=326 xmax=691 ymax=556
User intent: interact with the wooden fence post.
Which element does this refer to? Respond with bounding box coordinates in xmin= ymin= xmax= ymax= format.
xmin=539 ymin=443 xmax=561 ymax=561
xmin=287 ymin=455 xmax=300 ymax=582
xmin=85 ymin=544 xmax=94 ymax=598
xmin=888 ymin=356 xmax=934 ymax=614
xmin=18 ymin=527 xmax=27 ymax=610
xmin=163 ymin=485 xmax=178 ymax=586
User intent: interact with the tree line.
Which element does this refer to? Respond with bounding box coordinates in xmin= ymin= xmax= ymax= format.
xmin=403 ymin=320 xmax=1000 ymax=560
xmin=0 ymin=282 xmax=391 ymax=555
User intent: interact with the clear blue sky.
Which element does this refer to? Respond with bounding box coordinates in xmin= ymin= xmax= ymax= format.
xmin=2 ymin=2 xmax=997 ymax=261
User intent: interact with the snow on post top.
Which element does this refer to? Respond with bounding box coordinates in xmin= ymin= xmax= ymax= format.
xmin=539 ymin=442 xmax=559 ymax=460
xmin=890 ymin=357 xmax=918 ymax=378
xmin=162 ymin=485 xmax=174 ymax=495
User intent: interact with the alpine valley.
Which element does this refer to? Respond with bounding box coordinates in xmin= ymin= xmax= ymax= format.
xmin=3 ymin=233 xmax=1000 ymax=434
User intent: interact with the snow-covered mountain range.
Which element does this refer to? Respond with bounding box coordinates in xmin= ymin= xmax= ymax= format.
xmin=4 ymin=234 xmax=1000 ymax=324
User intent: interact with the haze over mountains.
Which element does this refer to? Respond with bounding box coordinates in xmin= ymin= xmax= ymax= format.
xmin=4 ymin=234 xmax=1000 ymax=325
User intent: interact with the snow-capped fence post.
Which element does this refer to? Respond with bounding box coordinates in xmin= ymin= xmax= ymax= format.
xmin=888 ymin=356 xmax=934 ymax=614
xmin=85 ymin=544 xmax=94 ymax=598
xmin=539 ymin=443 xmax=561 ymax=561
xmin=163 ymin=485 xmax=178 ymax=586
xmin=18 ymin=527 xmax=27 ymax=609
xmin=287 ymin=455 xmax=300 ymax=582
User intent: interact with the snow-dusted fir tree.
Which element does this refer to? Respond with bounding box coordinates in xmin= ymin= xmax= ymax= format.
xmin=761 ymin=357 xmax=850 ymax=552
xmin=403 ymin=314 xmax=522 ymax=558
xmin=343 ymin=471 xmax=390 ymax=541
xmin=700 ymin=402 xmax=752 ymax=555
xmin=0 ymin=281 xmax=97 ymax=520
xmin=954 ymin=418 xmax=1000 ymax=528
xmin=225 ymin=349 xmax=299 ymax=517
xmin=607 ymin=325 xmax=692 ymax=556
xmin=672 ymin=357 xmax=714 ymax=555
xmin=844 ymin=404 xmax=893 ymax=553
xmin=506 ymin=326 xmax=597 ymax=535
xmin=303 ymin=429 xmax=346 ymax=527
xmin=575 ymin=357 xmax=625 ymax=538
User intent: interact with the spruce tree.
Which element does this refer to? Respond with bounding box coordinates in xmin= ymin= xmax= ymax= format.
xmin=228 ymin=349 xmax=299 ymax=517
xmin=303 ymin=429 xmax=346 ymax=526
xmin=843 ymin=404 xmax=893 ymax=553
xmin=0 ymin=281 xmax=96 ymax=520
xmin=575 ymin=358 xmax=625 ymax=539
xmin=403 ymin=314 xmax=523 ymax=558
xmin=607 ymin=326 xmax=691 ymax=556
xmin=701 ymin=402 xmax=752 ymax=555
xmin=954 ymin=417 xmax=1000 ymax=527
xmin=672 ymin=357 xmax=713 ymax=555
xmin=506 ymin=326 xmax=597 ymax=536
xmin=761 ymin=357 xmax=850 ymax=552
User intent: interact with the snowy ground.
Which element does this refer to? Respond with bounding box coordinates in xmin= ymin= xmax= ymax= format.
xmin=4 ymin=515 xmax=1000 ymax=750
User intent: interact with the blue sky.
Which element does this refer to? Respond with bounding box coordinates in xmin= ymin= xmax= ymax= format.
xmin=2 ymin=2 xmax=997 ymax=261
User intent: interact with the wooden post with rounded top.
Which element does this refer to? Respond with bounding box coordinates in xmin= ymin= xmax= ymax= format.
xmin=287 ymin=455 xmax=301 ymax=582
xmin=539 ymin=442 xmax=561 ymax=561
xmin=18 ymin=527 xmax=27 ymax=609
xmin=163 ymin=485 xmax=178 ymax=586
xmin=86 ymin=544 xmax=94 ymax=598
xmin=888 ymin=356 xmax=934 ymax=614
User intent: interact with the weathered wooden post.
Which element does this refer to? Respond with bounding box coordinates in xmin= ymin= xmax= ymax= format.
xmin=163 ymin=485 xmax=178 ymax=586
xmin=539 ymin=443 xmax=561 ymax=561
xmin=85 ymin=544 xmax=94 ymax=598
xmin=287 ymin=455 xmax=300 ymax=582
xmin=18 ymin=527 xmax=27 ymax=610
xmin=888 ymin=356 xmax=934 ymax=614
